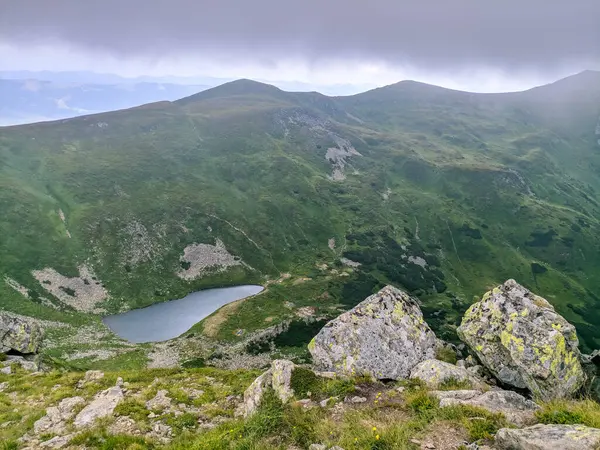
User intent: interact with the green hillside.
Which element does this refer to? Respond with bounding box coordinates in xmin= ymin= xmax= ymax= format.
xmin=1 ymin=71 xmax=600 ymax=359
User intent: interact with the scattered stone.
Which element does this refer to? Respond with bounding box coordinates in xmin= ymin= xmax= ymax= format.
xmin=150 ymin=422 xmax=173 ymax=443
xmin=0 ymin=382 xmax=7 ymax=392
xmin=39 ymin=434 xmax=75 ymax=449
xmin=345 ymin=396 xmax=367 ymax=404
xmin=77 ymin=370 xmax=104 ymax=388
xmin=3 ymin=355 xmax=38 ymax=372
xmin=34 ymin=396 xmax=86 ymax=434
xmin=410 ymin=359 xmax=486 ymax=389
xmin=458 ymin=280 xmax=586 ymax=400
xmin=0 ymin=313 xmax=43 ymax=354
xmin=432 ymin=389 xmax=539 ymax=426
xmin=495 ymin=424 xmax=600 ymax=449
xmin=309 ymin=285 xmax=439 ymax=380
xmin=0 ymin=366 xmax=10 ymax=375
xmin=177 ymin=239 xmax=243 ymax=280
xmin=74 ymin=385 xmax=123 ymax=428
xmin=309 ymin=445 xmax=327 ymax=450
xmin=108 ymin=416 xmax=140 ymax=436
xmin=32 ymin=265 xmax=108 ymax=313
xmin=146 ymin=390 xmax=172 ymax=411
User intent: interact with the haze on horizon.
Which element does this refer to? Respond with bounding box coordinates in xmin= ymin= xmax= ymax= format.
xmin=0 ymin=0 xmax=599 ymax=94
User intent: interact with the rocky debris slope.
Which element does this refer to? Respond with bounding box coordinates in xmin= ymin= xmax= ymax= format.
xmin=495 ymin=424 xmax=600 ymax=450
xmin=0 ymin=312 xmax=43 ymax=354
xmin=457 ymin=279 xmax=585 ymax=401
xmin=309 ymin=285 xmax=440 ymax=380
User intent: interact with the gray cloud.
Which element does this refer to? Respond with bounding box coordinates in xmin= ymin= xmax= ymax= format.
xmin=1 ymin=0 xmax=598 ymax=70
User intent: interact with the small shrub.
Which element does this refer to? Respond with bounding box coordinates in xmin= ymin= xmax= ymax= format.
xmin=1 ymin=441 xmax=18 ymax=450
xmin=114 ymin=399 xmax=149 ymax=422
xmin=406 ymin=391 xmax=439 ymax=415
xmin=435 ymin=346 xmax=458 ymax=364
xmin=397 ymin=377 xmax=427 ymax=392
xmin=439 ymin=377 xmax=472 ymax=391
xmin=165 ymin=412 xmax=197 ymax=430
xmin=536 ymin=399 xmax=600 ymax=428
xmin=290 ymin=367 xmax=321 ymax=398
xmin=0 ymin=353 xmax=6 ymax=362
xmin=242 ymin=389 xmax=285 ymax=439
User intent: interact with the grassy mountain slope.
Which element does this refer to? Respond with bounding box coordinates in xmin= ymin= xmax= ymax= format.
xmin=1 ymin=71 xmax=600 ymax=357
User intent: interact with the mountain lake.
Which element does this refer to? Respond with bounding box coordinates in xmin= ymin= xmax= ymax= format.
xmin=102 ymin=285 xmax=264 ymax=343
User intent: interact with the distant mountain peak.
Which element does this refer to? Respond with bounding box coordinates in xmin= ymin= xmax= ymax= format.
xmin=176 ymin=78 xmax=284 ymax=105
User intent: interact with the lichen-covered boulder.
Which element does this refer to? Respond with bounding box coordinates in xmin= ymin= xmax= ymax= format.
xmin=309 ymin=285 xmax=439 ymax=380
xmin=0 ymin=313 xmax=43 ymax=354
xmin=457 ymin=280 xmax=585 ymax=401
xmin=410 ymin=359 xmax=486 ymax=389
xmin=495 ymin=424 xmax=600 ymax=450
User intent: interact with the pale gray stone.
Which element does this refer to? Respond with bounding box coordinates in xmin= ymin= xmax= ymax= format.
xmin=309 ymin=285 xmax=439 ymax=380
xmin=495 ymin=424 xmax=600 ymax=449
xmin=410 ymin=359 xmax=486 ymax=389
xmin=74 ymin=385 xmax=123 ymax=428
xmin=432 ymin=389 xmax=539 ymax=426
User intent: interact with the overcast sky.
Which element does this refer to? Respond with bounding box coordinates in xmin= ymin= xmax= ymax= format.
xmin=1 ymin=0 xmax=599 ymax=93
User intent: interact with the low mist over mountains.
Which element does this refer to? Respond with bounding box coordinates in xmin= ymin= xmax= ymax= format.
xmin=0 ymin=73 xmax=211 ymax=125
xmin=1 ymin=70 xmax=600 ymax=358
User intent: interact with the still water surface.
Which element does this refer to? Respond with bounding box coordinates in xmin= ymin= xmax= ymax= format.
xmin=102 ymin=285 xmax=264 ymax=343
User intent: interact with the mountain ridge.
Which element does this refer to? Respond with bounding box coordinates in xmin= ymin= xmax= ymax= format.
xmin=1 ymin=68 xmax=600 ymax=370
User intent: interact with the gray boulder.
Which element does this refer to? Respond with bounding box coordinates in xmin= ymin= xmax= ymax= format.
xmin=239 ymin=359 xmax=296 ymax=417
xmin=309 ymin=285 xmax=439 ymax=380
xmin=432 ymin=389 xmax=539 ymax=426
xmin=410 ymin=359 xmax=486 ymax=389
xmin=74 ymin=384 xmax=123 ymax=428
xmin=457 ymin=280 xmax=585 ymax=401
xmin=0 ymin=313 xmax=43 ymax=354
xmin=34 ymin=396 xmax=85 ymax=434
xmin=495 ymin=424 xmax=600 ymax=450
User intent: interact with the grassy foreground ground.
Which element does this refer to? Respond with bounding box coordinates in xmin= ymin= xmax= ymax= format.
xmin=3 ymin=364 xmax=600 ymax=450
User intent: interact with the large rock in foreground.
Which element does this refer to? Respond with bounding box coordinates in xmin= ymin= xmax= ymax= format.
xmin=495 ymin=424 xmax=600 ymax=450
xmin=239 ymin=359 xmax=295 ymax=417
xmin=309 ymin=285 xmax=439 ymax=380
xmin=457 ymin=280 xmax=585 ymax=401
xmin=0 ymin=313 xmax=43 ymax=354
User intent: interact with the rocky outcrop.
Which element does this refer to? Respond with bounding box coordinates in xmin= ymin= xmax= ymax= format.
xmin=410 ymin=359 xmax=486 ymax=389
xmin=495 ymin=424 xmax=600 ymax=449
xmin=0 ymin=313 xmax=43 ymax=354
xmin=432 ymin=389 xmax=539 ymax=426
xmin=457 ymin=280 xmax=585 ymax=400
xmin=240 ymin=359 xmax=296 ymax=417
xmin=309 ymin=285 xmax=439 ymax=380
xmin=74 ymin=384 xmax=123 ymax=428
xmin=34 ymin=396 xmax=85 ymax=434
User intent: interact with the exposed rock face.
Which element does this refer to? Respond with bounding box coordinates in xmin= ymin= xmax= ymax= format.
xmin=432 ymin=389 xmax=539 ymax=426
xmin=34 ymin=396 xmax=85 ymax=434
xmin=74 ymin=385 xmax=123 ymax=428
xmin=495 ymin=424 xmax=600 ymax=450
xmin=0 ymin=313 xmax=43 ymax=354
xmin=309 ymin=285 xmax=439 ymax=380
xmin=457 ymin=280 xmax=585 ymax=400
xmin=240 ymin=359 xmax=296 ymax=417
xmin=410 ymin=359 xmax=486 ymax=389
